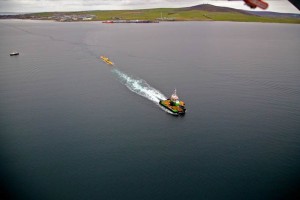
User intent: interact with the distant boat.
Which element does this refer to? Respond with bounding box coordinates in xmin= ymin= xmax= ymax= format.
xmin=100 ymin=56 xmax=114 ymax=66
xmin=102 ymin=21 xmax=113 ymax=23
xmin=10 ymin=52 xmax=19 ymax=56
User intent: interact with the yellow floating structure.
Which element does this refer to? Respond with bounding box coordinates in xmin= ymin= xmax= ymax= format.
xmin=100 ymin=56 xmax=114 ymax=66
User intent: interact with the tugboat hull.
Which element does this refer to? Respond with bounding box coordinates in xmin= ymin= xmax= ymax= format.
xmin=159 ymin=99 xmax=186 ymax=115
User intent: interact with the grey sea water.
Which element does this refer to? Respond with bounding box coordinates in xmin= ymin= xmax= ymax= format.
xmin=0 ymin=20 xmax=299 ymax=200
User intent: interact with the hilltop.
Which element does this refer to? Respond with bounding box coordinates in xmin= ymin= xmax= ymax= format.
xmin=1 ymin=4 xmax=300 ymax=24
xmin=181 ymin=4 xmax=252 ymax=14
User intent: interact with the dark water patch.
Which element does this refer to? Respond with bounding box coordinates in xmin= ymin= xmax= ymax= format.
xmin=0 ymin=21 xmax=300 ymax=200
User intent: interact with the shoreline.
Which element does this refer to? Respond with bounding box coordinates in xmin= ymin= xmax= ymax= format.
xmin=1 ymin=18 xmax=300 ymax=25
xmin=1 ymin=4 xmax=300 ymax=24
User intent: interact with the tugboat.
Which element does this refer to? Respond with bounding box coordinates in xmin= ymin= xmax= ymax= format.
xmin=159 ymin=89 xmax=186 ymax=115
xmin=100 ymin=56 xmax=114 ymax=66
xmin=10 ymin=52 xmax=19 ymax=56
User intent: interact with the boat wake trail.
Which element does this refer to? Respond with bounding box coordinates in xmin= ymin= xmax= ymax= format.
xmin=111 ymin=68 xmax=167 ymax=105
xmin=111 ymin=69 xmax=176 ymax=115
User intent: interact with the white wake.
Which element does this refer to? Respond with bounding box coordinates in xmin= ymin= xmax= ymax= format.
xmin=111 ymin=68 xmax=177 ymax=115
xmin=111 ymin=68 xmax=167 ymax=104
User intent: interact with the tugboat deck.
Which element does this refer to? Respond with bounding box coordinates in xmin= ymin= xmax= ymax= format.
xmin=160 ymin=99 xmax=185 ymax=114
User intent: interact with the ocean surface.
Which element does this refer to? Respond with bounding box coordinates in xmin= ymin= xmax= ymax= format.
xmin=0 ymin=20 xmax=299 ymax=200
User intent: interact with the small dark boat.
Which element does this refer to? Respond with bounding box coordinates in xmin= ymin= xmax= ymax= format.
xmin=159 ymin=89 xmax=186 ymax=115
xmin=10 ymin=52 xmax=19 ymax=56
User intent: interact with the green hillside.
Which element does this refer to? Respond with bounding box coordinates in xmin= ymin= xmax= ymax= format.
xmin=32 ymin=5 xmax=300 ymax=24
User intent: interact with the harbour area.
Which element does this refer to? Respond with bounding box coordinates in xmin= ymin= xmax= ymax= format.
xmin=0 ymin=13 xmax=96 ymax=22
xmin=102 ymin=20 xmax=159 ymax=23
xmin=0 ymin=14 xmax=160 ymax=23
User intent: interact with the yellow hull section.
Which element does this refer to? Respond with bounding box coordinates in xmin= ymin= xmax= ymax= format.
xmin=100 ymin=56 xmax=114 ymax=66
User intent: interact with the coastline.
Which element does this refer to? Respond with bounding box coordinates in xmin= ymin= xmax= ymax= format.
xmin=1 ymin=18 xmax=300 ymax=25
xmin=1 ymin=4 xmax=300 ymax=24
xmin=1 ymin=19 xmax=300 ymax=28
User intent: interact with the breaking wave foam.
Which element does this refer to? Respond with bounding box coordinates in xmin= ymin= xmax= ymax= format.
xmin=112 ymin=68 xmax=167 ymax=104
xmin=111 ymin=69 xmax=177 ymax=115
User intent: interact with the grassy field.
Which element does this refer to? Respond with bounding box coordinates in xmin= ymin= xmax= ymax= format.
xmin=34 ymin=7 xmax=300 ymax=24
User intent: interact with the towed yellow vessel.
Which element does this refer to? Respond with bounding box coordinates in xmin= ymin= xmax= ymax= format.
xmin=100 ymin=56 xmax=114 ymax=66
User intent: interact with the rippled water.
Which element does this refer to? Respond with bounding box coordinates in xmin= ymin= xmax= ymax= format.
xmin=0 ymin=20 xmax=299 ymax=200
